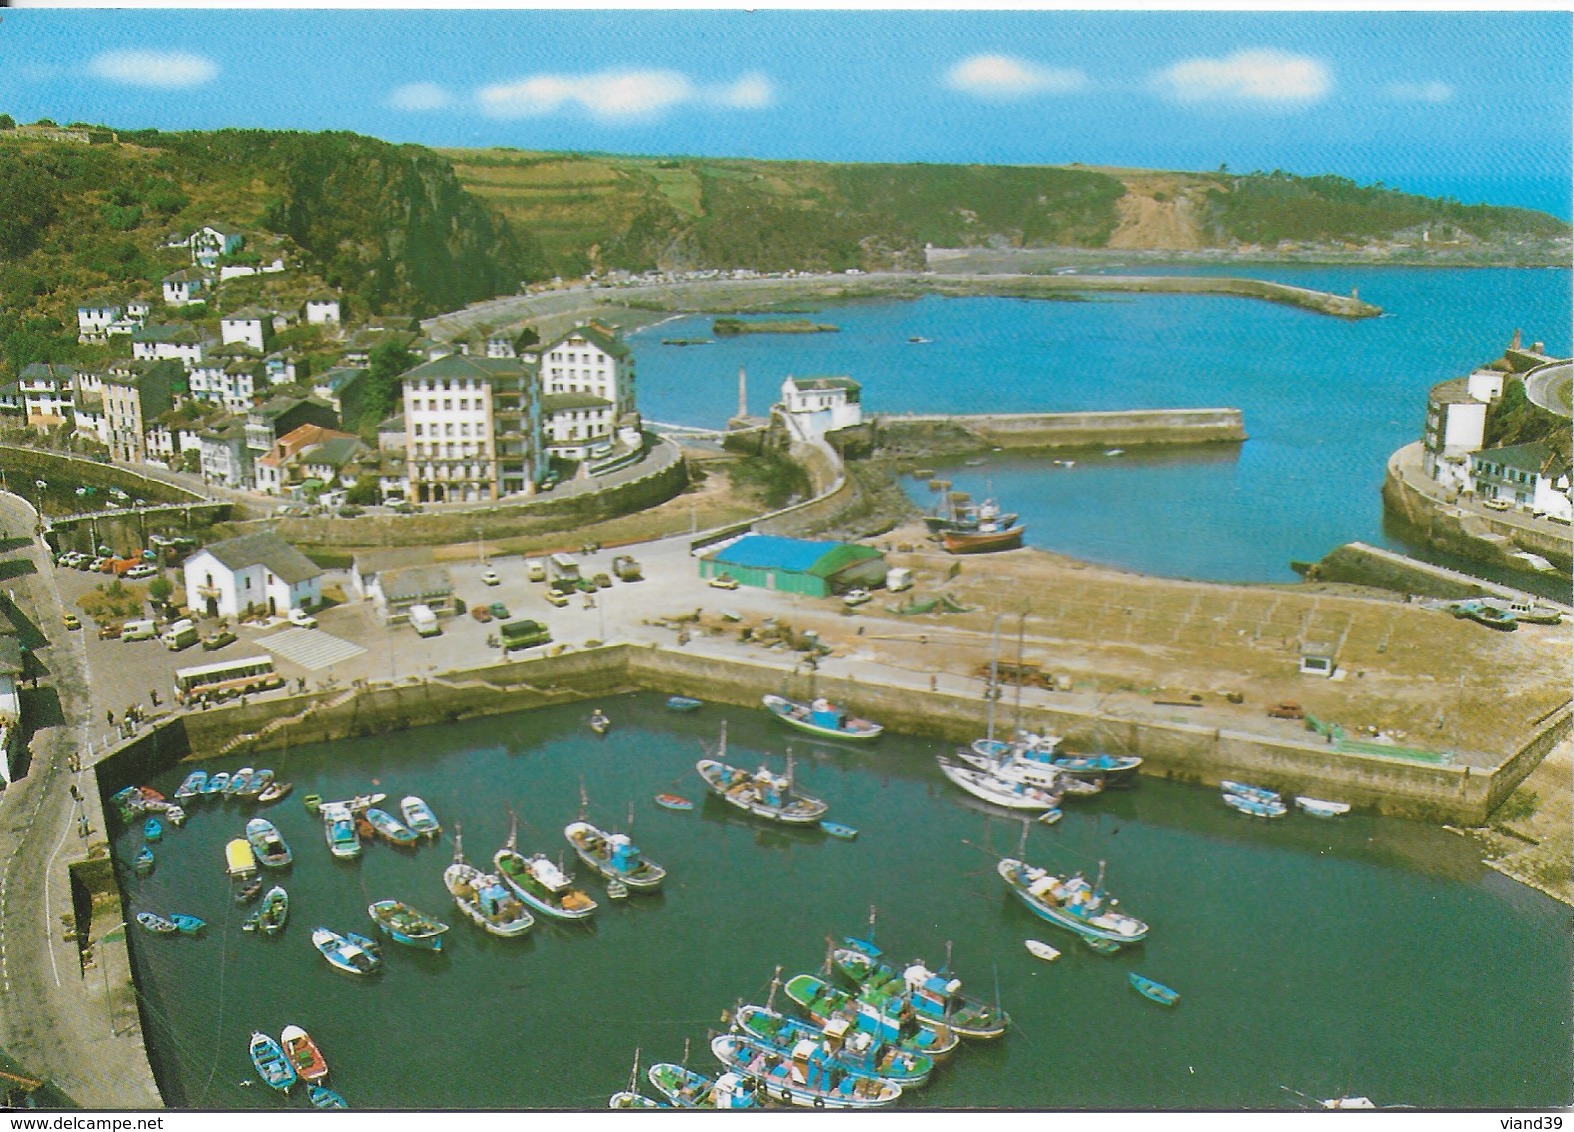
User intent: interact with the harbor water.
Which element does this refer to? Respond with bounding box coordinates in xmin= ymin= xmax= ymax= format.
xmin=116 ymin=694 xmax=1572 ymax=1110
xmin=630 ymin=267 xmax=1571 ymax=585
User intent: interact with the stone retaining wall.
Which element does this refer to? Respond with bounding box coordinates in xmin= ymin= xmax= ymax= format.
xmin=874 ymin=408 xmax=1246 ymax=453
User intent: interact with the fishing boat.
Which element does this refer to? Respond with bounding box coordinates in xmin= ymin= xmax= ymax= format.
xmin=1129 ymin=972 xmax=1180 ymax=1006
xmin=665 ymin=696 xmax=703 ymax=712
xmin=143 ymin=817 xmax=163 ymax=842
xmin=710 ymin=1033 xmax=903 ymax=1109
xmin=1295 ymin=796 xmax=1351 ymax=818
xmin=400 ymin=796 xmax=441 ymax=839
xmin=367 ymin=899 xmax=450 ymax=950
xmin=997 ymin=857 xmax=1149 ymax=947
xmin=133 ymin=847 xmax=155 ymax=876
xmin=309 ymin=1086 xmax=349 ymax=1109
xmin=1051 ymin=751 xmax=1143 ymax=787
xmin=833 ymin=929 xmax=1009 ymax=1040
xmin=957 ymin=736 xmax=1084 ymax=795
xmin=226 ymin=837 xmax=258 ymax=876
xmin=654 ymin=793 xmax=693 ymax=811
xmin=302 ymin=793 xmax=322 ymax=816
xmin=136 ymin=911 xmax=178 ymax=934
xmin=820 ymin=821 xmax=859 ymax=840
xmin=588 ymin=708 xmax=611 ymax=735
xmin=783 ymin=972 xmax=960 ymax=1059
xmin=697 ymin=728 xmax=829 ymax=826
xmin=1223 ymin=792 xmax=1288 ymax=818
xmin=321 ymin=803 xmax=360 ymax=860
xmin=169 ymin=913 xmax=205 ymax=935
xmin=937 ymin=755 xmax=1064 ymax=815
xmin=280 ymin=1024 xmax=329 ymax=1082
xmin=233 ymin=876 xmax=263 ymax=904
xmin=941 ymin=522 xmax=1025 ymax=554
xmin=1221 ymin=780 xmax=1281 ymax=805
xmin=237 ymin=768 xmax=273 ymax=801
xmin=364 ymin=808 xmax=419 ymax=848
xmin=564 ymin=820 xmax=666 ymax=892
xmin=202 ymin=772 xmax=229 ymax=798
xmin=444 ymin=826 xmax=535 ymax=937
xmin=1487 ymin=598 xmax=1564 ymax=625
xmin=225 ymin=768 xmax=254 ymax=799
xmin=258 ymin=886 xmax=289 ymax=935
xmin=762 ymin=693 xmax=883 ymax=741
xmin=257 ymin=781 xmax=292 ymax=805
xmin=494 ymin=813 xmax=599 ymax=921
xmin=610 ymin=1049 xmax=663 ymax=1110
xmin=246 ymin=818 xmax=293 ymax=868
xmin=1025 ymin=939 xmax=1061 ymax=962
xmin=311 ymin=926 xmax=382 ymax=975
xmin=737 ymin=976 xmax=936 ymax=1089
xmin=923 ymin=491 xmax=1018 ymax=535
xmin=648 ymin=1062 xmax=761 ymax=1109
xmin=249 ymin=1031 xmax=297 ymax=1093
xmin=174 ymin=770 xmax=207 ymax=801
xmin=1461 ymin=603 xmax=1518 ymax=631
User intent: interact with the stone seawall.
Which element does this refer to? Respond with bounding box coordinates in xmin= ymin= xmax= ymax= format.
xmin=875 ymin=407 xmax=1246 ymax=453
xmin=96 ymin=641 xmax=1563 ymax=827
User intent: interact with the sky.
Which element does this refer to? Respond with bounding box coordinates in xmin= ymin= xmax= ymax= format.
xmin=1 ymin=9 xmax=1570 ymax=218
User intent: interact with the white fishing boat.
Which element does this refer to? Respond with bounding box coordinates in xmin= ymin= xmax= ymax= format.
xmin=564 ymin=819 xmax=666 ymax=892
xmin=937 ymin=755 xmax=1064 ymax=817
xmin=400 ymin=796 xmax=442 ymax=838
xmin=762 ymin=694 xmax=883 ymax=741
xmin=444 ymin=825 xmax=534 ymax=937
xmin=696 ymin=723 xmax=828 ymax=826
xmin=494 ymin=810 xmax=598 ymax=921
xmin=998 ymin=856 xmax=1149 ymax=947
xmin=320 ymin=802 xmax=360 ymax=860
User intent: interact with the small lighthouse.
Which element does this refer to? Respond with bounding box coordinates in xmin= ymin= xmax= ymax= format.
xmin=737 ymin=366 xmax=748 ymax=420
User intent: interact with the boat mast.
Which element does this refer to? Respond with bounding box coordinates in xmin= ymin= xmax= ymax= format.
xmin=766 ymin=965 xmax=782 ymax=1013
xmin=1095 ymin=859 xmax=1106 ymax=900
xmin=985 ymin=614 xmax=1001 ymax=744
xmin=626 ymin=1047 xmax=641 ymax=1095
xmin=505 ymin=806 xmax=518 ymax=852
xmin=452 ymin=823 xmax=464 ymax=865
xmin=1015 ymin=817 xmax=1029 ymax=860
xmin=1012 ymin=608 xmax=1028 ymax=738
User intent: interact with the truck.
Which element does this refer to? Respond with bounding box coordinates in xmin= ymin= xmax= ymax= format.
xmin=885 ymin=567 xmax=913 ymax=592
xmin=121 ymin=618 xmax=157 ymax=642
xmin=499 ymin=618 xmax=552 ymax=651
xmin=548 ymin=553 xmax=581 ymax=593
xmin=161 ymin=618 xmax=199 ymax=651
xmin=408 ymin=604 xmax=441 ymax=638
xmin=611 ymin=554 xmax=643 ymax=582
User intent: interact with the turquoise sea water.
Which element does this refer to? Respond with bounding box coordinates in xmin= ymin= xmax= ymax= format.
xmin=629 ymin=268 xmax=1571 ymax=584
xmin=116 ymin=695 xmax=1572 ymax=1110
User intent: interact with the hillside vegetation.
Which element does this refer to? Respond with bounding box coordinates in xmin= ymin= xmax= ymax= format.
xmin=442 ymin=149 xmax=1570 ymax=276
xmin=0 ymin=127 xmax=547 ymax=380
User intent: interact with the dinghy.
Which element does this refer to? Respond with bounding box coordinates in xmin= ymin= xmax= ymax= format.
xmin=1024 ymin=939 xmax=1060 ymax=962
xmin=1129 ymin=972 xmax=1180 ymax=1006
xmin=249 ymin=1031 xmax=297 ymax=1092
xmin=400 ymin=796 xmax=441 ymax=839
xmin=1295 ymin=796 xmax=1350 ymax=817
xmin=311 ymin=927 xmax=382 ymax=976
xmin=258 ymin=886 xmax=289 ymax=935
xmin=281 ymin=1025 xmax=329 ymax=1083
xmin=136 ymin=912 xmax=178 ymax=934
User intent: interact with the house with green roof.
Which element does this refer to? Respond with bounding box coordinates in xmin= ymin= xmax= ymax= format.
xmin=541 ymin=324 xmax=640 ymax=453
xmin=400 ymin=353 xmax=541 ymax=503
xmin=1471 ymin=442 xmax=1572 ymax=521
xmin=779 ymin=375 xmax=862 ymax=441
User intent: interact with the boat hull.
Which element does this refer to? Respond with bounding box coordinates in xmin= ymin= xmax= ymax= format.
xmin=762 ymin=694 xmax=883 ymax=741
xmin=367 ymin=900 xmax=449 ymax=949
xmin=997 ymin=858 xmax=1149 ymax=946
xmin=937 ymin=756 xmax=1062 ymax=812
xmin=563 ymin=821 xmax=666 ymax=891
xmin=941 ymin=525 xmax=1024 ymax=554
xmin=494 ymin=851 xmax=598 ymax=921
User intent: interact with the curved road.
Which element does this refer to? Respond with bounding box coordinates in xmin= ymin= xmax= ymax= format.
xmin=1524 ymin=360 xmax=1572 ymax=419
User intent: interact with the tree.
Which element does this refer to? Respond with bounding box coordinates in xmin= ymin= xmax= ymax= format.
xmin=357 ymin=339 xmax=416 ymax=434
xmin=148 ymin=575 xmax=173 ymax=606
xmin=0 ymin=115 xmax=15 ymax=131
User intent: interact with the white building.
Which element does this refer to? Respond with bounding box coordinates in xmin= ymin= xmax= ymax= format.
xmin=400 ymin=354 xmax=539 ymax=503
xmin=778 ymin=375 xmax=863 ymax=441
xmin=304 ymin=296 xmax=342 ymax=326
xmin=1471 ymin=443 xmax=1573 ymax=521
xmin=541 ymin=325 xmax=636 ymax=423
xmin=220 ymin=308 xmax=277 ymax=353
xmin=17 ymin=364 xmax=76 ymax=426
xmin=188 ymin=224 xmax=244 ymax=268
xmin=132 ymin=324 xmax=206 ymax=368
xmin=76 ymin=302 xmax=122 ymax=343
xmin=162 ymin=270 xmax=209 ymax=307
xmin=183 ymin=531 xmax=323 ymax=620
xmin=187 ymin=360 xmax=262 ymax=414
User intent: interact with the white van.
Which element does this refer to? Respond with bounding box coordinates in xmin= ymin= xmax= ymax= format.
xmin=162 ymin=618 xmax=198 ymax=651
xmin=525 ymin=558 xmax=547 ymax=583
xmin=121 ymin=618 xmax=157 ymax=642
xmin=885 ymin=567 xmax=914 ymax=592
xmin=409 ymin=604 xmax=440 ymax=638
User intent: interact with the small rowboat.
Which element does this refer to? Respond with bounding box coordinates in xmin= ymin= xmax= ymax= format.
xmin=143 ymin=818 xmax=163 ymax=842
xmin=606 ymin=878 xmax=629 ymax=900
xmin=174 ymin=770 xmax=207 ymax=801
xmin=258 ymin=886 xmax=289 ymax=935
xmin=1295 ymin=796 xmax=1351 ymax=817
xmin=280 ymin=1024 xmax=329 ymax=1083
xmin=312 ymin=926 xmax=382 ymax=975
xmin=226 ymin=838 xmax=257 ymax=876
xmin=246 ymin=818 xmax=293 ymax=868
xmin=1223 ymin=792 xmax=1287 ymax=818
xmin=1129 ymin=972 xmax=1180 ymax=1006
xmin=666 ymin=696 xmax=703 ymax=712
xmin=654 ymin=793 xmax=694 ymax=812
xmin=257 ymin=781 xmax=293 ymax=805
xmin=589 ymin=710 xmax=611 ymax=735
xmin=249 ymin=1031 xmax=297 ymax=1093
xmin=238 ymin=769 xmax=273 ymax=801
xmin=400 ymin=796 xmax=441 ymax=838
xmin=136 ymin=911 xmax=178 ymax=934
xmin=225 ymin=768 xmax=254 ymax=799
xmin=170 ymin=913 xmax=206 ymax=935
xmin=1025 ymin=939 xmax=1060 ymax=962
xmin=302 ymin=793 xmax=322 ymax=816
xmin=233 ymin=876 xmax=264 ymax=904
xmin=819 ymin=821 xmax=859 ymax=840
xmin=202 ymin=772 xmax=229 ymax=797
xmin=1221 ymin=780 xmax=1281 ymax=804
xmin=365 ymin=808 xmax=419 ymax=848
xmin=134 ymin=847 xmax=155 ymax=875
xmin=309 ymin=1086 xmax=349 ymax=1109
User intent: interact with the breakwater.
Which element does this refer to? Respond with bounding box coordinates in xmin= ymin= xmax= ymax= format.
xmin=874 ymin=407 xmax=1246 ymax=453
xmin=102 ymin=642 xmax=1563 ymax=826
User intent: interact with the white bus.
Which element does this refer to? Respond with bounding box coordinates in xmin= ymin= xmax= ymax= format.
xmin=173 ymin=656 xmax=285 ymax=706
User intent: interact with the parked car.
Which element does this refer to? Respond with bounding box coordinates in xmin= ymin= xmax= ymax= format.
xmin=88 ymin=557 xmax=109 ymax=572
xmin=337 ymin=506 xmax=364 ymax=519
xmin=842 ymin=588 xmax=872 ymax=607
xmin=708 ymin=574 xmax=740 ymax=590
xmin=593 ymin=573 xmax=612 ymax=590
xmin=125 ymin=564 xmax=157 ymax=580
xmin=471 ymin=605 xmax=493 ymax=623
xmin=62 ymin=613 xmax=81 ymax=631
xmin=488 ymin=602 xmax=510 ymax=620
xmin=1267 ymin=701 xmax=1305 ymax=720
xmin=1482 ymin=498 xmax=1512 ymax=512
xmin=544 ymin=589 xmax=570 ymax=608
xmin=98 ymin=623 xmax=123 ymax=641
xmin=201 ymin=630 xmax=237 ymax=651
xmin=389 ymin=501 xmax=419 ymax=515
xmin=287 ymin=608 xmax=318 ymax=629
xmin=481 ymin=568 xmax=500 ymax=586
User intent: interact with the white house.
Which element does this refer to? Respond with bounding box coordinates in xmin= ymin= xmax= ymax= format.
xmin=778 ymin=375 xmax=862 ymax=441
xmin=183 ymin=531 xmax=323 ymax=620
xmin=17 ymin=364 xmax=76 ymax=426
xmin=187 ymin=360 xmax=261 ymax=414
xmin=188 ymin=224 xmax=244 ymax=268
xmin=132 ymin=324 xmax=206 ymax=368
xmin=541 ymin=392 xmax=615 ymax=462
xmin=304 ymin=296 xmax=342 ymax=326
xmin=76 ymin=302 xmax=122 ymax=343
xmin=161 ymin=270 xmax=209 ymax=307
xmin=198 ymin=419 xmax=252 ymax=489
xmin=541 ymin=325 xmax=636 ymax=424
xmin=126 ymin=300 xmax=151 ymax=321
xmin=1471 ymin=443 xmax=1573 ymax=521
xmin=349 ymin=548 xmax=457 ymax=624
xmin=220 ymin=307 xmax=276 ymax=353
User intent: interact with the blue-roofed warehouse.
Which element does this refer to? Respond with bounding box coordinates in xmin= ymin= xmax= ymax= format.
xmin=698 ymin=533 xmax=886 ymax=597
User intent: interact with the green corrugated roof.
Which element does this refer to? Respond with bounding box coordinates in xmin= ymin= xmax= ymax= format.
xmin=805 ymin=542 xmax=883 ymax=578
xmin=1474 ymin=442 xmax=1553 ymax=473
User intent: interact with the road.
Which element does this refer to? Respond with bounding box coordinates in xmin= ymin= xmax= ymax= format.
xmin=1523 ymin=360 xmax=1572 ymax=419
xmin=0 ymin=493 xmax=162 ymax=1108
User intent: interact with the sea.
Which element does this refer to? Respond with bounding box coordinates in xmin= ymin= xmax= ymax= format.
xmin=118 ymin=695 xmax=1571 ymax=1111
xmin=628 ymin=266 xmax=1571 ymax=590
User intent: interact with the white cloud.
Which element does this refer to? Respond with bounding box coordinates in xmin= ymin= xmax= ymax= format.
xmin=388 ymin=82 xmax=455 ymax=112
xmin=945 ymin=54 xmax=1087 ymax=100
xmin=475 ymin=69 xmax=773 ymax=121
xmin=1386 ymin=80 xmax=1453 ymax=104
xmin=1153 ymin=49 xmax=1330 ymax=105
xmin=87 ymin=49 xmax=217 ymax=90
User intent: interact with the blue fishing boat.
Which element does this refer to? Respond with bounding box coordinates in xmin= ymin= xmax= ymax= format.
xmin=494 ymin=812 xmax=599 ymax=921
xmin=833 ymin=935 xmax=1009 ymax=1040
xmin=1221 ymin=780 xmax=1281 ymax=805
xmin=711 ymin=1033 xmax=902 ymax=1109
xmin=173 ymin=770 xmax=207 ymax=801
xmin=736 ymin=998 xmax=934 ymax=1088
xmin=400 ymin=796 xmax=441 ymax=839
xmin=133 ymin=847 xmax=155 ymax=876
xmin=237 ymin=768 xmax=273 ymax=801
xmin=246 ymin=818 xmax=293 ymax=867
xmin=564 ymin=820 xmax=665 ymax=892
xmin=321 ymin=802 xmax=360 ymax=860
xmin=648 ymin=1063 xmax=760 ymax=1109
xmin=666 ymin=696 xmax=703 ymax=712
xmin=365 ymin=808 xmax=419 ymax=848
xmin=1223 ymin=792 xmax=1288 ymax=818
xmin=169 ymin=913 xmax=206 ymax=935
xmin=309 ymin=1086 xmax=349 ymax=1109
xmin=997 ymin=857 xmax=1149 ymax=947
xmin=1050 ymin=751 xmax=1142 ymax=787
xmin=1129 ymin=972 xmax=1180 ymax=1006
xmin=258 ymin=886 xmax=289 ymax=935
xmin=820 ymin=821 xmax=859 ymax=840
xmin=312 ymin=927 xmax=382 ymax=975
xmin=368 ymin=899 xmax=450 ymax=949
xmin=783 ymin=972 xmax=960 ymax=1058
xmin=143 ymin=817 xmax=163 ymax=842
xmin=762 ymin=694 xmax=883 ymax=741
xmin=202 ymin=771 xmax=229 ymax=798
xmin=697 ymin=742 xmax=829 ymax=826
xmin=249 ymin=1031 xmax=297 ymax=1092
xmin=225 ymin=768 xmax=254 ymax=799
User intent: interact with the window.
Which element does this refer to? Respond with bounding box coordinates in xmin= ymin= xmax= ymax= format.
xmin=413 ymin=423 xmax=424 ymax=437
xmin=443 ymin=399 xmax=452 ymax=411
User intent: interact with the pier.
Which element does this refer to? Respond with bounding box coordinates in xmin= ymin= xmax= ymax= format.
xmin=873 ymin=407 xmax=1246 ymax=452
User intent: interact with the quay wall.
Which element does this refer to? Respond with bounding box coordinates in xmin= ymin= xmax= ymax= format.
xmin=98 ymin=642 xmax=1563 ymax=827
xmin=873 ymin=408 xmax=1246 ymax=454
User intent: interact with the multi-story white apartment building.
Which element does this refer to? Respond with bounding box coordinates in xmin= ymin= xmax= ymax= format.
xmin=538 ymin=325 xmax=639 ymax=462
xmin=102 ymin=361 xmax=179 ymax=463
xmin=401 ymin=354 xmax=540 ymax=503
xmin=17 ymin=364 xmax=77 ymax=426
